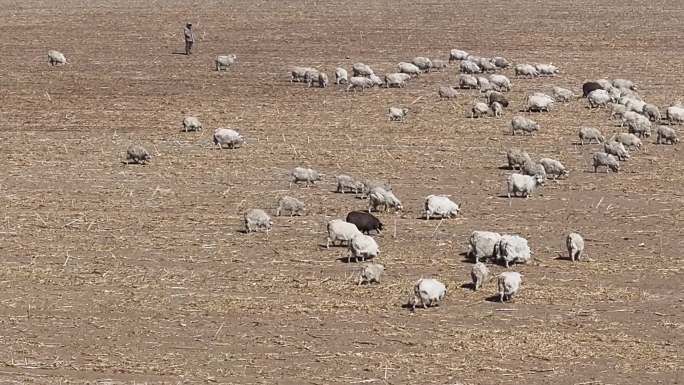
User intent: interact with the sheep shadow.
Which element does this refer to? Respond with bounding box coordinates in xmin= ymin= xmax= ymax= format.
xmin=461 ymin=282 xmax=476 ymax=290
xmin=400 ymin=303 xmax=441 ymax=311
xmin=171 ymin=51 xmax=188 ymax=55
xmin=336 ymin=255 xmax=375 ymax=264
xmin=484 ymin=295 xmax=505 ymax=303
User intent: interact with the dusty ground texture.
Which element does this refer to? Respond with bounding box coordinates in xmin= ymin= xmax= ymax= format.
xmin=0 ymin=0 xmax=683 ymax=384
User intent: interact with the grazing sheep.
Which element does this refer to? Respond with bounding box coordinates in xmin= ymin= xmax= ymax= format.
xmin=477 ymin=76 xmax=492 ymax=92
xmin=655 ymin=125 xmax=679 ymax=144
xmin=368 ymin=187 xmax=402 ymax=213
xmin=535 ymin=63 xmax=559 ymax=76
xmin=471 ymin=102 xmax=490 ymax=118
xmin=587 ymin=89 xmax=611 ymax=108
xmin=460 ymin=60 xmax=481 ymax=74
xmin=539 ymin=158 xmax=568 ymax=179
xmin=607 ymin=86 xmax=623 ymax=102
xmin=612 ymin=78 xmax=636 ymax=91
xmin=627 ymin=114 xmax=652 ymax=138
xmin=578 ymin=127 xmax=604 ymax=144
xmin=349 ymin=233 xmax=379 ymax=262
xmin=666 ymin=106 xmax=684 ymax=124
xmin=566 ymin=232 xmax=585 ymax=262
xmin=459 ymin=74 xmax=479 ymax=89
xmin=507 ymin=173 xmax=544 ymax=199
xmin=290 ymin=167 xmax=321 ymax=187
xmin=432 ymin=59 xmax=448 ymax=71
xmin=213 ymin=128 xmax=244 ymax=149
xmin=308 ymin=71 xmax=328 ymax=88
xmin=369 ymin=73 xmax=383 ymax=87
xmin=412 ymin=56 xmax=432 ymax=72
xmin=409 ymin=278 xmax=447 ymax=310
xmin=303 ymin=69 xmax=320 ymax=86
xmin=276 ymin=196 xmax=304 ymax=217
xmin=182 ymin=116 xmax=202 ymax=132
xmin=511 ymin=115 xmax=539 ymax=135
xmin=361 ymin=180 xmax=392 ymax=198
xmin=471 ymin=262 xmax=490 ymax=291
xmin=352 ymin=62 xmax=374 ymax=77
xmin=595 ymin=79 xmax=613 ymax=90
xmin=514 ymin=64 xmax=538 ymax=78
xmin=468 ymin=231 xmax=502 ymax=262
xmin=592 ymin=152 xmax=619 ymax=173
xmin=424 ymin=195 xmax=460 ymax=219
xmin=244 ymin=209 xmax=273 ymax=233
xmin=290 ymin=66 xmax=315 ymax=82
xmin=603 ymin=141 xmax=630 ymax=161
xmin=215 ymin=54 xmax=237 ymax=71
xmin=336 ymin=174 xmax=363 ymax=194
xmin=643 ymin=104 xmax=661 ymax=122
xmin=489 ymin=74 xmax=512 ymax=92
xmin=346 ymin=76 xmax=375 ymax=91
xmin=495 ymin=235 xmax=532 ymax=267
xmin=126 ymin=144 xmax=151 ymax=165
xmin=491 ymin=101 xmax=503 ymax=118
xmin=487 ymin=90 xmax=509 ymax=107
xmin=335 ymin=67 xmax=348 ymax=84
xmin=358 ymin=263 xmax=384 ymax=285
xmin=439 ymin=85 xmax=459 ymax=99
xmin=610 ymin=103 xmax=627 ymax=120
xmin=521 ymin=160 xmax=547 ymax=179
xmin=398 ymin=62 xmax=421 ymax=77
xmin=497 ymin=272 xmax=522 ymax=302
xmin=346 ymin=211 xmax=383 ymax=234
xmin=385 ymin=72 xmax=411 ymax=88
xmin=478 ymin=58 xmax=497 ymax=72
xmin=582 ymin=81 xmax=603 ymax=97
xmin=326 ymin=219 xmax=361 ymax=248
xmin=552 ymin=86 xmax=575 ymax=102
xmin=450 ymin=49 xmax=469 ymax=61
xmin=624 ymin=98 xmax=646 ymax=114
xmin=506 ymin=148 xmax=532 ymax=170
xmin=47 ymin=50 xmax=67 ymax=65
xmin=525 ymin=93 xmax=554 ymax=112
xmin=493 ymin=56 xmax=511 ymax=68
xmin=611 ymin=132 xmax=642 ymax=150
xmin=388 ymin=107 xmax=408 ymax=122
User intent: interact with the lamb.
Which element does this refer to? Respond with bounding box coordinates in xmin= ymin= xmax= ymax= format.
xmin=514 ymin=64 xmax=538 ymax=78
xmin=491 ymin=101 xmax=503 ymax=118
xmin=368 ymin=187 xmax=402 ymax=212
xmin=182 ymin=116 xmax=202 ymax=132
xmin=290 ymin=167 xmax=321 ymax=187
xmin=539 ymin=158 xmax=569 ymax=179
xmin=489 ymin=74 xmax=511 ymax=92
xmin=521 ymin=160 xmax=547 ymax=180
xmin=431 ymin=59 xmax=448 ymax=71
xmin=471 ymin=262 xmax=490 ymax=291
xmin=506 ymin=148 xmax=532 ymax=170
xmin=318 ymin=72 xmax=330 ymax=88
xmin=511 ymin=115 xmax=539 ymax=135
xmin=587 ymin=89 xmax=611 ymax=108
xmin=336 ymin=174 xmax=363 ymax=194
xmin=47 ymin=50 xmax=67 ymax=65
xmin=126 ymin=144 xmax=151 ymax=165
xmin=346 ymin=76 xmax=375 ymax=92
xmin=612 ymin=78 xmax=636 ymax=91
xmin=424 ymin=195 xmax=460 ymax=219
xmin=326 ymin=219 xmax=361 ymax=248
xmin=276 ymin=196 xmax=304 ymax=217
xmin=213 ymin=128 xmax=244 ymax=149
xmin=458 ymin=74 xmax=479 ymax=89
xmin=578 ymin=127 xmax=604 ymax=144
xmin=468 ymin=231 xmax=502 ymax=262
xmin=611 ymin=132 xmax=642 ymax=150
xmin=627 ymin=114 xmax=652 ymax=138
xmin=412 ymin=56 xmax=432 ymax=72
xmin=449 ymin=49 xmax=469 ymax=61
xmin=477 ymin=77 xmax=492 ymax=92
xmin=487 ymin=90 xmax=509 ymax=107
xmin=439 ymin=85 xmax=459 ymax=99
xmin=409 ymin=278 xmax=446 ymax=310
xmin=582 ymin=81 xmax=603 ymax=97
xmin=497 ymin=272 xmax=522 ymax=302
xmin=398 ymin=62 xmax=421 ymax=77
xmin=507 ymin=173 xmax=544 ymax=199
xmin=358 ymin=263 xmax=384 ymax=285
xmin=244 ymin=209 xmax=273 ymax=233
xmin=352 ymin=62 xmax=374 ymax=77
xmin=535 ymin=63 xmax=560 ymax=76
xmin=335 ymin=67 xmax=348 ymax=84
xmin=603 ymin=141 xmax=630 ymax=161
xmin=525 ymin=93 xmax=554 ymax=112
xmin=566 ymin=232 xmax=585 ymax=262
xmin=471 ymin=102 xmax=489 ymax=118
xmin=385 ymin=73 xmax=411 ymax=88
xmin=493 ymin=56 xmax=511 ymax=69
xmin=388 ymin=107 xmax=408 ymax=122
xmin=215 ymin=54 xmax=237 ymax=71
xmin=666 ymin=106 xmax=684 ymax=124
xmin=346 ymin=211 xmax=383 ymax=234
xmin=592 ymin=152 xmax=619 ymax=173
xmin=552 ymin=86 xmax=575 ymax=102
xmin=643 ymin=104 xmax=661 ymax=122
xmin=349 ymin=233 xmax=379 ymax=262
xmin=655 ymin=125 xmax=679 ymax=144
xmin=494 ymin=235 xmax=532 ymax=267
xmin=460 ymin=60 xmax=481 ymax=74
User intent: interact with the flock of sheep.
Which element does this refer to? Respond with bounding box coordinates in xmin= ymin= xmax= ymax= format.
xmin=47 ymin=45 xmax=681 ymax=309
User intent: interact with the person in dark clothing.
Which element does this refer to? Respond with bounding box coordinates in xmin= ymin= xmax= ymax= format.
xmin=184 ymin=23 xmax=195 ymax=55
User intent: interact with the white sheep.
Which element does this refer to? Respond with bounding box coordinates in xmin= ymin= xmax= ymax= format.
xmin=592 ymin=152 xmax=619 ymax=173
xmin=335 ymin=67 xmax=348 ymax=84
xmin=611 ymin=132 xmax=642 ymax=150
xmin=495 ymin=235 xmax=532 ymax=268
xmin=409 ymin=278 xmax=446 ymax=310
xmin=439 ymin=85 xmax=459 ymax=99
xmin=471 ymin=102 xmax=489 ymax=118
xmin=514 ymin=64 xmax=538 ymax=78
xmin=327 ymin=219 xmax=361 ymax=248
xmin=511 ymin=115 xmax=539 ymax=135
xmin=578 ymin=127 xmax=604 ymax=144
xmin=213 ymin=128 xmax=244 ymax=149
xmin=449 ymin=49 xmax=469 ymax=61
xmin=493 ymin=56 xmax=511 ymax=68
xmin=182 ymin=116 xmax=202 ymax=132
xmin=610 ymin=103 xmax=627 ymax=120
xmin=566 ymin=232 xmax=585 ymax=262
xmin=506 ymin=148 xmax=532 ymax=170
xmin=458 ymin=74 xmax=479 ymax=89
xmin=276 ymin=196 xmax=304 ymax=217
xmin=244 ymin=209 xmax=273 ymax=233
xmin=507 ymin=173 xmax=544 ymax=199
xmin=603 ymin=141 xmax=630 ymax=161
xmin=612 ymin=78 xmax=636 ymax=90
xmin=468 ymin=231 xmax=502 ymax=262
xmin=388 ymin=107 xmax=408 ymax=122
xmin=215 ymin=54 xmax=237 ymax=71
xmin=587 ymin=89 xmax=611 ymax=108
xmin=352 ymin=62 xmax=374 ymax=77
xmin=477 ymin=76 xmax=492 ymax=92
xmin=491 ymin=101 xmax=503 ymax=118
xmin=666 ymin=106 xmax=684 ymax=124
xmin=655 ymin=125 xmax=679 ymax=144
xmin=47 ymin=50 xmax=67 ymax=66
xmin=431 ymin=59 xmax=448 ymax=71
xmin=398 ymin=62 xmax=421 ymax=77
xmin=489 ymin=74 xmax=511 ymax=92
xmin=478 ymin=57 xmax=497 ymax=73
xmin=358 ymin=263 xmax=384 ymax=285
xmin=460 ymin=60 xmax=481 ymax=74
xmin=643 ymin=104 xmax=661 ymax=122
xmin=535 ymin=63 xmax=559 ymax=76
xmin=126 ymin=144 xmax=151 ymax=165
xmin=303 ymin=69 xmax=320 ymax=86
xmin=627 ymin=114 xmax=652 ymax=138
xmin=349 ymin=233 xmax=379 ymax=262
xmin=525 ymin=93 xmax=554 ymax=112
xmin=307 ymin=71 xmax=328 ymax=88
xmin=336 ymin=174 xmax=363 ymax=194
xmin=624 ymin=98 xmax=646 ymax=114
xmin=385 ymin=73 xmax=411 ymax=88
xmin=424 ymin=195 xmax=460 ymax=219
xmin=368 ymin=187 xmax=402 ymax=212
xmin=290 ymin=66 xmax=315 ymax=82
xmin=290 ymin=167 xmax=321 ymax=187
xmin=346 ymin=76 xmax=375 ymax=92
xmin=369 ymin=73 xmax=383 ymax=87
xmin=361 ymin=180 xmax=392 ymax=199
xmin=552 ymin=86 xmax=575 ymax=102
xmin=497 ymin=272 xmax=522 ymax=302
xmin=539 ymin=158 xmax=568 ymax=179
xmin=412 ymin=57 xmax=432 ymax=72
xmin=521 ymin=160 xmax=547 ymax=180
xmin=471 ymin=262 xmax=490 ymax=291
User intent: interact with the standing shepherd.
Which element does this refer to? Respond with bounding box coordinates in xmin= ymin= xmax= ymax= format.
xmin=184 ymin=23 xmax=195 ymax=55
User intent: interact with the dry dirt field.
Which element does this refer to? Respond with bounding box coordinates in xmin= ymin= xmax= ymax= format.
xmin=0 ymin=0 xmax=683 ymax=384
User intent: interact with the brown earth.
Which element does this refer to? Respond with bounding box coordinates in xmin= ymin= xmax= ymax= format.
xmin=0 ymin=0 xmax=683 ymax=384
